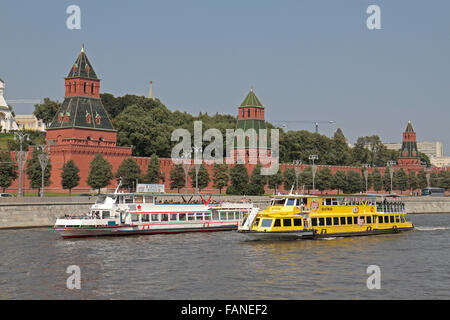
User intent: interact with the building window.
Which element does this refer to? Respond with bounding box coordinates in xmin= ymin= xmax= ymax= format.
xmin=91 ymin=83 xmax=94 ymax=94
xmin=84 ymin=82 xmax=87 ymax=93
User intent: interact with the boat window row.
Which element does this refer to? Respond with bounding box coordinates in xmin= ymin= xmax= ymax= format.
xmin=376 ymin=202 xmax=405 ymax=213
xmin=258 ymin=218 xmax=303 ymax=228
xmin=270 ymin=198 xmax=308 ymax=207
xmin=90 ymin=210 xmax=110 ymax=219
xmin=322 ymin=198 xmax=375 ymax=206
xmin=310 ymin=214 xmax=405 ymax=226
xmin=130 ymin=211 xmax=244 ymax=223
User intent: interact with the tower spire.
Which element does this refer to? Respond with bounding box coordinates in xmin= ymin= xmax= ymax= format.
xmin=149 ymin=81 xmax=154 ymax=99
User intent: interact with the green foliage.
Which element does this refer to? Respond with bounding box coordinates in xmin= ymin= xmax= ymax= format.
xmin=25 ymin=148 xmax=52 ymax=190
xmin=416 ymin=169 xmax=428 ymax=189
xmin=189 ymin=164 xmax=210 ymax=191
xmin=144 ymin=154 xmax=164 ymax=184
xmin=212 ymin=163 xmax=229 ymax=193
xmin=248 ymin=164 xmax=266 ymax=195
xmin=0 ymin=151 xmax=18 ymax=192
xmin=169 ymin=164 xmax=185 ymax=192
xmin=372 ymin=169 xmax=383 ymax=192
xmin=407 ymin=171 xmax=418 ymax=192
xmin=268 ymin=168 xmax=283 ymax=194
xmin=316 ymin=168 xmax=333 ymax=193
xmin=61 ymin=160 xmax=80 ymax=195
xmin=116 ymin=157 xmax=142 ymax=189
xmin=6 ymin=131 xmax=45 ymax=151
xmin=227 ymin=164 xmax=249 ymax=195
xmin=343 ymin=171 xmax=363 ymax=194
xmin=282 ymin=167 xmax=296 ymax=191
xmin=331 ymin=170 xmax=347 ymax=194
xmin=87 ymin=154 xmax=113 ymax=194
xmin=33 ymin=97 xmax=61 ymax=126
xmin=394 ymin=168 xmax=408 ymax=194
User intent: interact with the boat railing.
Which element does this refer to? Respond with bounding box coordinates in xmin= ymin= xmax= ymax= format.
xmin=376 ymin=202 xmax=405 ymax=214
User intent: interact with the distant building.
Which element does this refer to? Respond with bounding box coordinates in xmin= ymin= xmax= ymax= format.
xmin=14 ymin=115 xmax=46 ymax=132
xmin=384 ymin=141 xmax=443 ymax=159
xmin=0 ymin=78 xmax=19 ymax=132
xmin=430 ymin=156 xmax=450 ymax=168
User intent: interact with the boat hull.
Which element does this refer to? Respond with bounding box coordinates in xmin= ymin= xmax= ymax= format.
xmin=55 ymin=224 xmax=238 ymax=239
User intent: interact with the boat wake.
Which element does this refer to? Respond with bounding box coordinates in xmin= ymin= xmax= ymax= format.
xmin=415 ymin=226 xmax=450 ymax=231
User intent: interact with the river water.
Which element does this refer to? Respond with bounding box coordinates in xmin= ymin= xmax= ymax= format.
xmin=0 ymin=214 xmax=449 ymax=300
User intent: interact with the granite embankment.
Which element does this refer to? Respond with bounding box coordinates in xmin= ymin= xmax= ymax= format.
xmin=0 ymin=195 xmax=448 ymax=229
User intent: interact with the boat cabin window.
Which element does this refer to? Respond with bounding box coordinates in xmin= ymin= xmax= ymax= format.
xmin=135 ymin=195 xmax=143 ymax=204
xmin=340 ymin=217 xmax=346 ymax=225
xmin=283 ymin=219 xmax=292 ymax=227
xmin=161 ymin=214 xmax=169 ymax=221
xmin=124 ymin=196 xmax=134 ymax=204
xmin=326 ymin=217 xmax=332 ymax=226
xmin=333 ymin=217 xmax=339 ymax=225
xmin=260 ymin=219 xmax=273 ymax=228
xmin=271 ymin=199 xmax=285 ymax=206
xmin=196 ymin=213 xmax=204 ymax=221
xmin=274 ymin=219 xmax=281 ymax=227
xmin=170 ymin=214 xmax=178 ymax=221
xmin=367 ymin=216 xmax=372 ymax=224
xmin=204 ymin=214 xmax=211 ymax=221
xmin=318 ymin=218 xmax=325 ymax=226
xmin=151 ymin=214 xmax=160 ymax=222
xmin=188 ymin=213 xmax=195 ymax=221
xmin=401 ymin=215 xmax=405 ymax=223
xmin=286 ymin=198 xmax=296 ymax=206
xmin=293 ymin=218 xmax=302 ymax=226
xmin=142 ymin=214 xmax=150 ymax=222
xmin=102 ymin=211 xmax=110 ymax=218
xmin=144 ymin=196 xmax=153 ymax=204
xmin=389 ymin=216 xmax=394 ymax=223
xmin=179 ymin=213 xmax=186 ymax=221
xmin=212 ymin=211 xmax=219 ymax=220
xmin=131 ymin=214 xmax=139 ymax=222
xmin=384 ymin=216 xmax=389 ymax=223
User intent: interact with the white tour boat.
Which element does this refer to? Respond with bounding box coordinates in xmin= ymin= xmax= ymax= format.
xmin=53 ymin=190 xmax=254 ymax=239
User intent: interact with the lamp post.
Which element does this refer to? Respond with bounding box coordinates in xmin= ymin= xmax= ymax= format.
xmin=193 ymin=146 xmax=203 ymax=193
xmin=309 ymin=155 xmax=318 ymax=193
xmin=387 ymin=161 xmax=396 ymax=194
xmin=37 ymin=145 xmax=50 ymax=198
xmin=181 ymin=151 xmax=191 ymax=193
xmin=363 ymin=164 xmax=370 ymax=193
xmin=13 ymin=130 xmax=30 ymax=197
xmin=292 ymin=160 xmax=302 ymax=193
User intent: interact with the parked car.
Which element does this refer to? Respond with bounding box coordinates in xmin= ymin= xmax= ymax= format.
xmin=0 ymin=193 xmax=14 ymax=197
xmin=78 ymin=194 xmax=92 ymax=197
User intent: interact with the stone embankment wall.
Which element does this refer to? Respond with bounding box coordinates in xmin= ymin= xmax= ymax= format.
xmin=0 ymin=195 xmax=448 ymax=229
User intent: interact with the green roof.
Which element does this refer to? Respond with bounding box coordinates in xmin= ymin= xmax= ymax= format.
xmin=240 ymin=89 xmax=264 ymax=108
xmin=48 ymin=96 xmax=115 ymax=131
xmin=66 ymin=46 xmax=98 ymax=80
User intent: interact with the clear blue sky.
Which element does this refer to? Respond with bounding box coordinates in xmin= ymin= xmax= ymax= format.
xmin=1 ymin=0 xmax=449 ymax=153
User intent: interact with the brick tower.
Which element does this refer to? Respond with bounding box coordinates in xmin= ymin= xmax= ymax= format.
xmin=397 ymin=120 xmax=422 ymax=168
xmin=232 ymin=87 xmax=270 ymax=164
xmin=45 ymin=45 xmax=132 ymax=192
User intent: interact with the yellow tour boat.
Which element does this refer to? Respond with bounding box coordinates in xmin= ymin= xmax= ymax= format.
xmin=238 ymin=193 xmax=414 ymax=240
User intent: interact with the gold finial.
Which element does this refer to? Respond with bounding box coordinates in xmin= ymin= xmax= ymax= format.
xmin=81 ymin=44 xmax=85 ymax=53
xmin=250 ymin=85 xmax=254 ymax=92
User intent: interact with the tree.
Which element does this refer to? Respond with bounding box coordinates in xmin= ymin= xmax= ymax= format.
xmin=394 ymin=168 xmax=408 ymax=194
xmin=87 ymin=154 xmax=113 ymax=194
xmin=116 ymin=157 xmax=142 ymax=190
xmin=212 ymin=163 xmax=229 ymax=193
xmin=299 ymin=167 xmax=313 ymax=193
xmin=372 ymin=168 xmax=383 ymax=192
xmin=33 ymin=98 xmax=61 ymax=126
xmin=25 ymin=148 xmax=52 ymax=193
xmin=416 ymin=169 xmax=428 ymax=190
xmin=189 ymin=164 xmax=210 ymax=191
xmin=331 ymin=128 xmax=352 ymax=165
xmin=331 ymin=171 xmax=347 ymax=195
xmin=268 ymin=168 xmax=283 ymax=194
xmin=169 ymin=164 xmax=185 ymax=193
xmin=248 ymin=164 xmax=266 ymax=195
xmin=227 ymin=164 xmax=249 ymax=195
xmin=383 ymin=168 xmax=392 ymax=192
xmin=0 ymin=151 xmax=18 ymax=192
xmin=144 ymin=154 xmax=164 ymax=184
xmin=283 ymin=167 xmax=296 ymax=191
xmin=344 ymin=171 xmax=363 ymax=194
xmin=407 ymin=171 xmax=418 ymax=195
xmin=437 ymin=170 xmax=450 ymax=191
xmin=61 ymin=160 xmax=80 ymax=196
xmin=316 ymin=167 xmax=333 ymax=193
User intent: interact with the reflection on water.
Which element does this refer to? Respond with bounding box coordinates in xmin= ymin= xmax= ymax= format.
xmin=0 ymin=214 xmax=449 ymax=299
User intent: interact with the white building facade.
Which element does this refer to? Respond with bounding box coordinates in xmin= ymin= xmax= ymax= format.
xmin=0 ymin=79 xmax=19 ymax=132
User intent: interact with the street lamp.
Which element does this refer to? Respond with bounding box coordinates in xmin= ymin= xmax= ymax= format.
xmin=13 ymin=130 xmax=30 ymax=197
xmin=292 ymin=160 xmax=302 ymax=193
xmin=181 ymin=151 xmax=191 ymax=193
xmin=309 ymin=155 xmax=318 ymax=193
xmin=387 ymin=161 xmax=396 ymax=194
xmin=193 ymin=146 xmax=203 ymax=193
xmin=363 ymin=164 xmax=370 ymax=193
xmin=37 ymin=145 xmax=50 ymax=198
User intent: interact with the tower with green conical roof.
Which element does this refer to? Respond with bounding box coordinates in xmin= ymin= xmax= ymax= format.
xmin=232 ymin=87 xmax=271 ymax=164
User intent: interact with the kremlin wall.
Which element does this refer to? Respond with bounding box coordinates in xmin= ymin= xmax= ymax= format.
xmin=4 ymin=47 xmax=447 ymax=195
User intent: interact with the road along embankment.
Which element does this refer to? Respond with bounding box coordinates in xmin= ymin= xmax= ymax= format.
xmin=0 ymin=196 xmax=448 ymax=229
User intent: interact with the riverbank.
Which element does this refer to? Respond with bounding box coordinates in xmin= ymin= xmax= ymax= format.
xmin=0 ymin=195 xmax=448 ymax=229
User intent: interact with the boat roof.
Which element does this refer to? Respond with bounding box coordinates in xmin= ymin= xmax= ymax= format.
xmin=270 ymin=193 xmax=404 ymax=198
